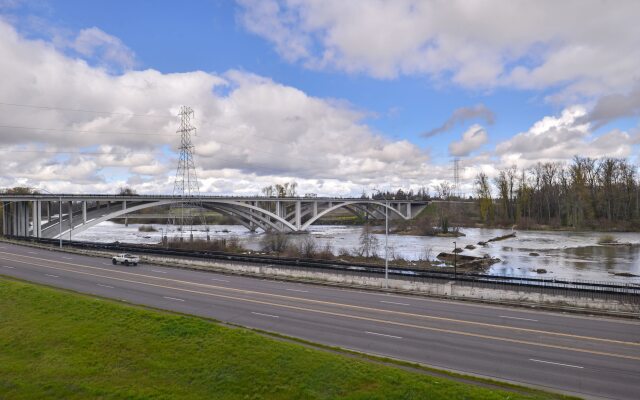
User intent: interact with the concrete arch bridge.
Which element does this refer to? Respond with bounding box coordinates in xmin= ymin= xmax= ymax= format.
xmin=1 ymin=194 xmax=428 ymax=239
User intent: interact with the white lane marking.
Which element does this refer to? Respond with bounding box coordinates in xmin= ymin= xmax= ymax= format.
xmin=529 ymin=359 xmax=583 ymax=369
xmin=285 ymin=288 xmax=308 ymax=293
xmin=500 ymin=316 xmax=539 ymax=322
xmin=28 ymin=251 xmax=37 ymax=255
xmin=151 ymin=269 xmax=167 ymax=274
xmin=2 ymin=265 xmax=15 ymax=269
xmin=365 ymin=331 xmax=403 ymax=339
xmin=163 ymin=296 xmax=184 ymax=302
xmin=251 ymin=312 xmax=280 ymax=318
xmin=211 ymin=278 xmax=229 ymax=282
xmin=102 ymin=263 xmax=112 ymax=266
xmin=380 ymin=301 xmax=410 ymax=306
xmin=45 ymin=274 xmax=59 ymax=278
xmin=97 ymin=284 xmax=114 ymax=289
xmin=62 ymin=257 xmax=73 ymax=260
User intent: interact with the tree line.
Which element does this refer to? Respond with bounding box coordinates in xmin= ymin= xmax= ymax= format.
xmin=475 ymin=157 xmax=640 ymax=229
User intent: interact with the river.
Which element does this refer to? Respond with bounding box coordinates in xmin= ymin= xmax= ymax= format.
xmin=73 ymin=222 xmax=640 ymax=283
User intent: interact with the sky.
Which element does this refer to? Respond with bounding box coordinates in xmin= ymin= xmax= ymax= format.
xmin=0 ymin=0 xmax=639 ymax=196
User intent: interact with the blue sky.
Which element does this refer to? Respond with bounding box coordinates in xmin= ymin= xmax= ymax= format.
xmin=0 ymin=1 xmax=638 ymax=194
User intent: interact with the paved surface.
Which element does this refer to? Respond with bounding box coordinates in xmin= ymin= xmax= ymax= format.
xmin=1 ymin=241 xmax=639 ymax=400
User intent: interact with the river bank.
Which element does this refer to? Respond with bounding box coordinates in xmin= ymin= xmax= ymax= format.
xmin=72 ymin=221 xmax=640 ymax=283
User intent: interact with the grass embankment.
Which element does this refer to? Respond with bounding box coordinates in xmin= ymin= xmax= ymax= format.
xmin=0 ymin=278 xmax=574 ymax=400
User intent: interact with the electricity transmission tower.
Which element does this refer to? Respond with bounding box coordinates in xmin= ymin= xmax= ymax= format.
xmin=452 ymin=158 xmax=461 ymax=198
xmin=169 ymin=106 xmax=208 ymax=241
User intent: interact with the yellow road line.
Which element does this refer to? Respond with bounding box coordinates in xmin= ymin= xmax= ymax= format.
xmin=2 ymin=256 xmax=640 ymax=362
xmin=2 ymin=251 xmax=639 ymax=348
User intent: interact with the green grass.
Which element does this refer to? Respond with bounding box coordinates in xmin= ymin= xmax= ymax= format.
xmin=0 ymin=278 xmax=576 ymax=400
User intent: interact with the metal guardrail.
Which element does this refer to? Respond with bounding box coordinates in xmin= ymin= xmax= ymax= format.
xmin=8 ymin=236 xmax=640 ymax=299
xmin=0 ymin=193 xmax=427 ymax=202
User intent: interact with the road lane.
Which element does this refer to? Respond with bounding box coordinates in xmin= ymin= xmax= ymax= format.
xmin=0 ymin=242 xmax=639 ymax=399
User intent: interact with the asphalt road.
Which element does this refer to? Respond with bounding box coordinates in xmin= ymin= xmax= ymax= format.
xmin=1 ymin=241 xmax=639 ymax=400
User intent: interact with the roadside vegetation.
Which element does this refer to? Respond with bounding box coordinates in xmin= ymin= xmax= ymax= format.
xmin=0 ymin=278 xmax=574 ymax=400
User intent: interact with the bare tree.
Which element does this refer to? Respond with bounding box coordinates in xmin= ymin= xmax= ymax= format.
xmin=358 ymin=224 xmax=379 ymax=258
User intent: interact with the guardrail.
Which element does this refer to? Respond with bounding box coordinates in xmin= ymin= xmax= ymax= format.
xmin=6 ymin=236 xmax=640 ymax=300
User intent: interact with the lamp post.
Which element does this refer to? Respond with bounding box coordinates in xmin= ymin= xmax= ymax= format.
xmin=384 ymin=197 xmax=389 ymax=289
xmin=373 ymin=188 xmax=389 ymax=289
xmin=453 ymin=241 xmax=457 ymax=278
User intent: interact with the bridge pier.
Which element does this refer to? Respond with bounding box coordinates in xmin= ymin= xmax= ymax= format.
xmin=2 ymin=202 xmax=8 ymax=236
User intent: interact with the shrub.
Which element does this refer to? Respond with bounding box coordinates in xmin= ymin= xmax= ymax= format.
xmin=597 ymin=234 xmax=618 ymax=244
xmin=138 ymin=225 xmax=157 ymax=232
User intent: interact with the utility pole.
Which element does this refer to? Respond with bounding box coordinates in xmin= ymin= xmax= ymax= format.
xmin=453 ymin=241 xmax=457 ymax=278
xmin=385 ymin=198 xmax=389 ymax=289
xmin=169 ymin=106 xmax=208 ymax=242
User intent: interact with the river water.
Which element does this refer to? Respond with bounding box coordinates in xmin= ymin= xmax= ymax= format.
xmin=73 ymin=222 xmax=640 ymax=283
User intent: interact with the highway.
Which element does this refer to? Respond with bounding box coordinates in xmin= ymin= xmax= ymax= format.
xmin=1 ymin=241 xmax=639 ymax=400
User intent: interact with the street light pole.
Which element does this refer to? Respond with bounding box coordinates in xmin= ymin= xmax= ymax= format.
xmin=58 ymin=197 xmax=62 ymax=249
xmin=453 ymin=241 xmax=457 ymax=278
xmin=385 ymin=198 xmax=389 ymax=289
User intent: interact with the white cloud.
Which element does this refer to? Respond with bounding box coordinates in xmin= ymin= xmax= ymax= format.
xmin=449 ymin=124 xmax=488 ymax=157
xmin=495 ymin=106 xmax=635 ymax=168
xmin=70 ymin=27 xmax=136 ymax=70
xmin=0 ymin=19 xmax=434 ymax=195
xmin=237 ymin=0 xmax=640 ymax=100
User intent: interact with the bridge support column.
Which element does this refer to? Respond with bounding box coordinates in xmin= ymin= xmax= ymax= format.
xmin=275 ymin=201 xmax=282 ymax=231
xmin=313 ymin=201 xmax=318 ymax=217
xmin=19 ymin=202 xmax=26 ymax=236
xmin=68 ymin=202 xmax=73 ymax=238
xmin=82 ymin=201 xmax=87 ymax=224
xmin=2 ymin=202 xmax=8 ymax=235
xmin=12 ymin=203 xmax=17 ymax=236
xmin=37 ymin=201 xmax=42 ymax=237
xmin=295 ymin=201 xmax=301 ymax=230
xmin=31 ymin=201 xmax=37 ymax=237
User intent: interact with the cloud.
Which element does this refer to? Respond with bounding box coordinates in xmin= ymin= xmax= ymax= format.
xmin=237 ymin=0 xmax=640 ymax=100
xmin=70 ymin=27 xmax=136 ymax=70
xmin=448 ymin=124 xmax=488 ymax=157
xmin=0 ymin=19 xmax=433 ymax=195
xmin=495 ymin=106 xmax=634 ymax=168
xmin=581 ymin=85 xmax=640 ymax=128
xmin=423 ymin=104 xmax=494 ymax=137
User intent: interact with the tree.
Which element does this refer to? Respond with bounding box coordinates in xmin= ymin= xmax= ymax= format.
xmin=118 ymin=186 xmax=137 ymax=196
xmin=475 ymin=172 xmax=494 ymax=223
xmin=261 ymin=181 xmax=298 ymax=198
xmin=358 ymin=224 xmax=379 ymax=258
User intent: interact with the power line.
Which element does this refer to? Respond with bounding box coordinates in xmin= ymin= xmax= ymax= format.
xmin=0 ymin=148 xmax=163 ymax=156
xmin=0 ymin=124 xmax=174 ymax=136
xmin=0 ymin=101 xmax=174 ymax=119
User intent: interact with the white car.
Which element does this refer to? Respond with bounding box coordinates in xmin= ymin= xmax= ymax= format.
xmin=112 ymin=253 xmax=140 ymax=266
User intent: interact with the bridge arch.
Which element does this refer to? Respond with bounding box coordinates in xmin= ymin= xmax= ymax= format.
xmin=300 ymin=201 xmax=408 ymax=230
xmin=54 ymin=199 xmax=298 ymax=239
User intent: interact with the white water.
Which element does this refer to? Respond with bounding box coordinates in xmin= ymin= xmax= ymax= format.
xmin=73 ymin=221 xmax=640 ymax=283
